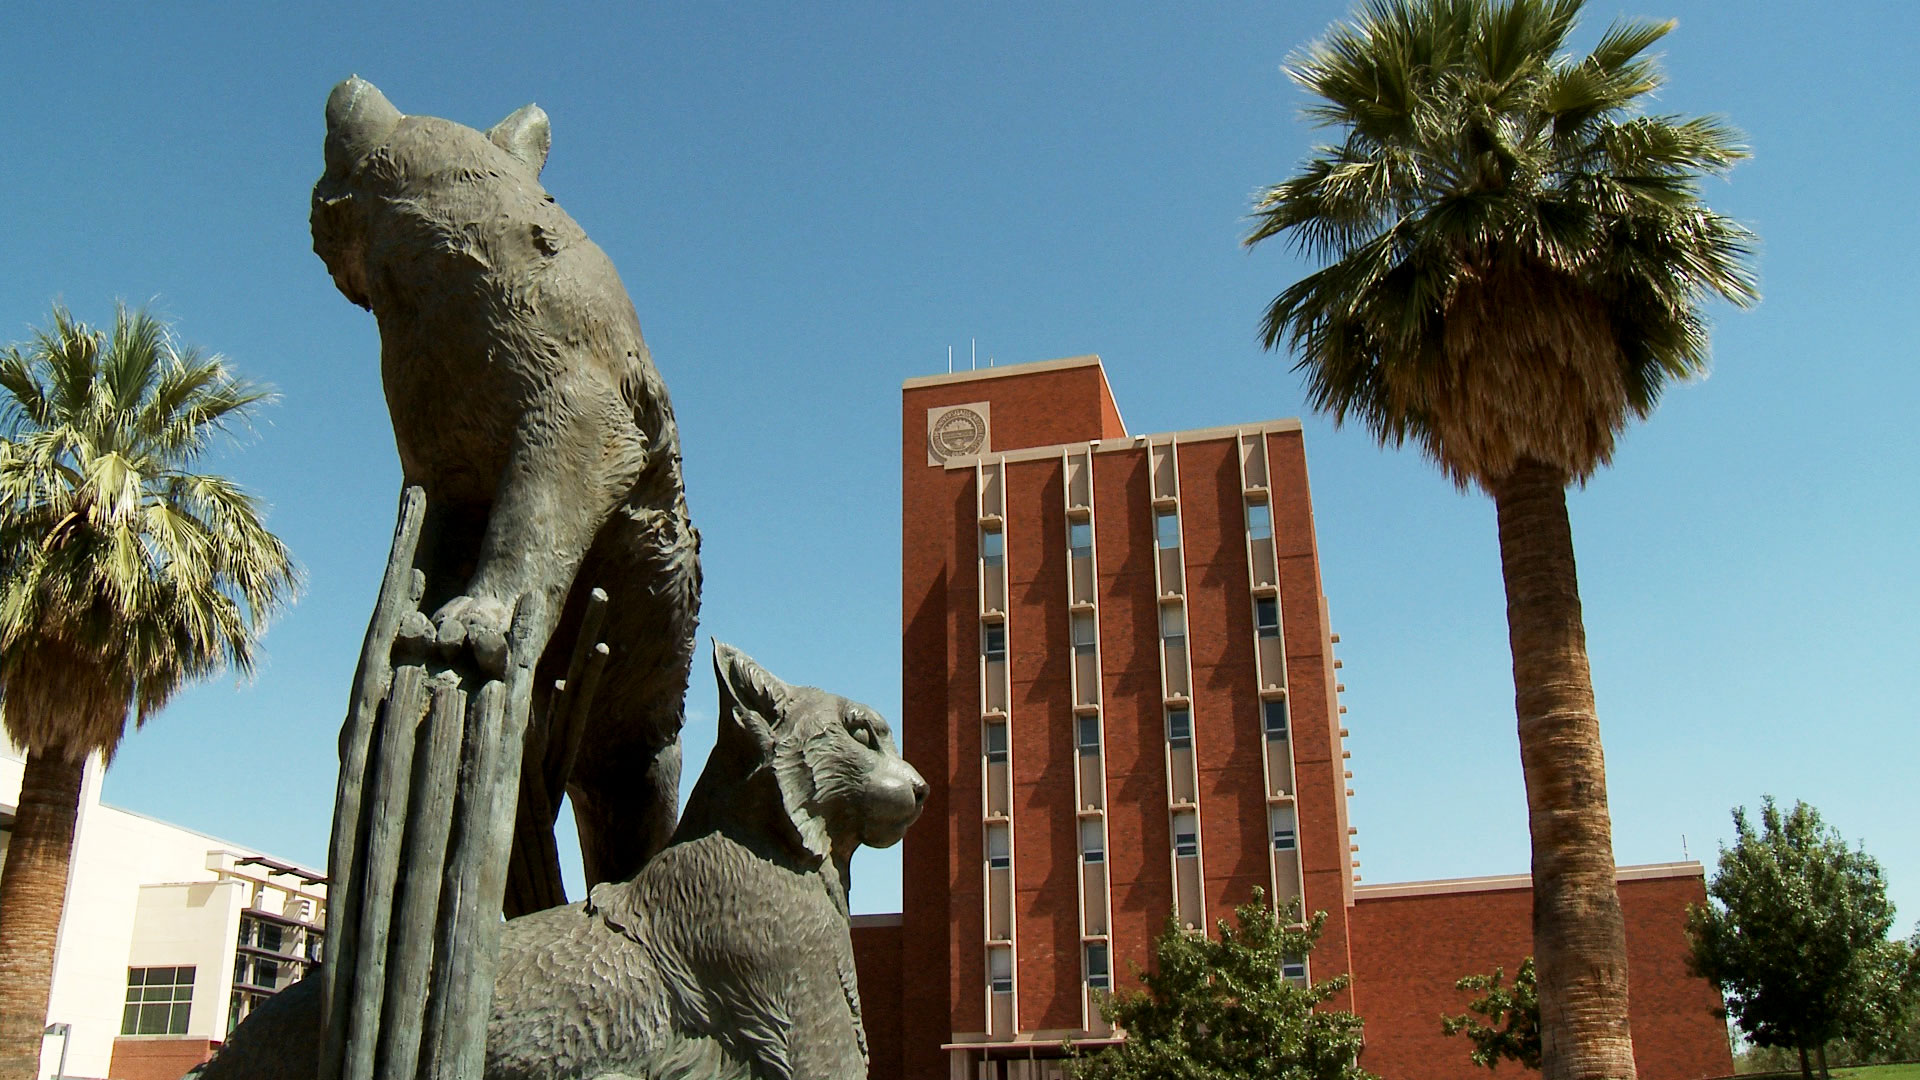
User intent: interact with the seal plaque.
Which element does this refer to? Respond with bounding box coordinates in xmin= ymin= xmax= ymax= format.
xmin=927 ymin=402 xmax=991 ymax=464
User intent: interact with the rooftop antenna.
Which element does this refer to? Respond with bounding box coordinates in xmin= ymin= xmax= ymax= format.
xmin=1681 ymin=834 xmax=1690 ymax=861
xmin=947 ymin=345 xmax=953 ymax=374
xmin=971 ymin=338 xmax=977 ymax=370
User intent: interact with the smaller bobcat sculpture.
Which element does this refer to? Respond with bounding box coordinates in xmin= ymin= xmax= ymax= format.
xmin=196 ymin=643 xmax=925 ymax=1080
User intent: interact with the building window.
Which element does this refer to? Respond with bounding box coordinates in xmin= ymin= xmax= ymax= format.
xmin=985 ymin=721 xmax=1009 ymax=764
xmin=1068 ymin=520 xmax=1092 ymax=559
xmin=1172 ymin=810 xmax=1199 ymax=859
xmin=1255 ymin=597 xmax=1280 ymax=638
xmin=989 ymin=947 xmax=1014 ymax=995
xmin=122 ymin=966 xmax=194 ymax=1036
xmin=1155 ymin=510 xmax=1180 ymax=551
xmin=1165 ymin=708 xmax=1192 ymax=748
xmin=1080 ymin=818 xmax=1105 ymax=864
xmin=986 ymin=823 xmax=1011 ymax=870
xmin=1282 ymin=956 xmax=1308 ymax=981
xmin=1159 ymin=603 xmax=1186 ymax=644
xmin=1086 ymin=942 xmax=1111 ymax=990
xmin=1076 ymin=715 xmax=1100 ymax=753
xmin=1263 ymin=699 xmax=1289 ymax=740
xmin=1071 ymin=610 xmax=1096 ymax=654
xmin=1082 ymin=818 xmax=1113 ymax=860
xmin=1269 ymin=806 xmax=1299 ymax=854
xmin=982 ymin=528 xmax=1004 ymax=566
xmin=228 ymin=989 xmax=273 ymax=1032
xmin=1247 ymin=501 xmax=1272 ymax=541
xmin=983 ymin=623 xmax=1006 ymax=662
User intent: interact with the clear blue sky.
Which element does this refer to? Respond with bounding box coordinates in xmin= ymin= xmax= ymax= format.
xmin=4 ymin=2 xmax=1914 ymax=926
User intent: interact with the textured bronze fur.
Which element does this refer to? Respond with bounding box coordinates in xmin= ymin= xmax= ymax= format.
xmin=195 ymin=644 xmax=926 ymax=1080
xmin=312 ymin=78 xmax=700 ymax=898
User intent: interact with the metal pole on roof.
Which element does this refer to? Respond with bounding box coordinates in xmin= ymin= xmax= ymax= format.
xmin=43 ymin=1023 xmax=71 ymax=1080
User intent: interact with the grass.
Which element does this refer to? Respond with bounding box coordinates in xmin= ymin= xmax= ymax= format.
xmin=1736 ymin=1064 xmax=1920 ymax=1080
xmin=1834 ymin=1066 xmax=1920 ymax=1080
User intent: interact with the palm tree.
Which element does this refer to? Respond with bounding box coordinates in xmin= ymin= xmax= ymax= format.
xmin=0 ymin=304 xmax=296 ymax=1080
xmin=1245 ymin=3 xmax=1755 ymax=1078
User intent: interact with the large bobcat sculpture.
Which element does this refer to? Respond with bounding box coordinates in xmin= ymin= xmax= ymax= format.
xmin=312 ymin=77 xmax=700 ymax=907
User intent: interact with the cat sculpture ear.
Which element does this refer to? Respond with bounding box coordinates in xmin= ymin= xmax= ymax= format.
xmin=712 ymin=640 xmax=787 ymax=765
xmin=488 ymin=104 xmax=551 ymax=175
xmin=709 ymin=641 xmax=826 ymax=864
xmin=323 ymin=76 xmax=402 ymax=179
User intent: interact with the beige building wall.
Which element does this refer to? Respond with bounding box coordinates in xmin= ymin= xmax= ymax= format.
xmin=1 ymin=742 xmax=322 ymax=1080
xmin=123 ymin=879 xmax=250 ymax=1039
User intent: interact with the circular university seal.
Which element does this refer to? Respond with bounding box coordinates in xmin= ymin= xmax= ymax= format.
xmin=930 ymin=407 xmax=988 ymax=461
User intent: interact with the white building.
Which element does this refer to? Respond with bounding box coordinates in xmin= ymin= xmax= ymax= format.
xmin=0 ymin=743 xmax=326 ymax=1080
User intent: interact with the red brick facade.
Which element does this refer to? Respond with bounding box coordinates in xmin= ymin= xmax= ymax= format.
xmin=863 ymin=356 xmax=1728 ymax=1080
xmin=110 ymin=1036 xmax=221 ymax=1080
xmin=851 ymin=915 xmax=906 ymax=1078
xmin=1348 ymin=868 xmax=1732 ymax=1080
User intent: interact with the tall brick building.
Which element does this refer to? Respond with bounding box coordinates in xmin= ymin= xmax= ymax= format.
xmin=855 ymin=355 xmax=1731 ymax=1080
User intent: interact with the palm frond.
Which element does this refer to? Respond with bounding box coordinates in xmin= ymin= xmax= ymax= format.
xmin=0 ymin=303 xmax=298 ymax=759
xmin=1248 ymin=0 xmax=1757 ymax=488
xmin=0 ymin=348 xmax=57 ymax=433
xmin=1586 ymin=17 xmax=1674 ymax=76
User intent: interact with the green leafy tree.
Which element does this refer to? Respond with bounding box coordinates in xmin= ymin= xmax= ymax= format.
xmin=0 ymin=304 xmax=296 ymax=1080
xmin=1070 ymin=889 xmax=1374 ymax=1080
xmin=1445 ymin=957 xmax=1543 ymax=1071
xmin=1686 ymin=799 xmax=1907 ymax=1080
xmin=1244 ymin=3 xmax=1756 ymax=1077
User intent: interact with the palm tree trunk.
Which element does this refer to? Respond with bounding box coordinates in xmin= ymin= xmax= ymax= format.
xmin=0 ymin=749 xmax=85 ymax=1080
xmin=1492 ymin=458 xmax=1634 ymax=1080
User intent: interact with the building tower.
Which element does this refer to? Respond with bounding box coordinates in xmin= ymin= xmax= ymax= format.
xmin=896 ymin=355 xmax=1358 ymax=1079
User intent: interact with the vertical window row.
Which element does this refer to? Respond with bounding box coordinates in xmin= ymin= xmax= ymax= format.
xmin=1239 ymin=431 xmax=1304 ymax=923
xmin=1064 ymin=447 xmax=1112 ymax=1032
xmin=1150 ymin=439 xmax=1205 ymax=933
xmin=978 ymin=459 xmax=1017 ymax=1035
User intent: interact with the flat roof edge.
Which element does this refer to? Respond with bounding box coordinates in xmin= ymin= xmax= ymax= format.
xmin=941 ymin=416 xmax=1304 ymax=470
xmin=850 ymin=912 xmax=904 ymax=927
xmin=902 ymin=354 xmax=1102 ymax=390
xmin=1353 ymin=861 xmax=1704 ymax=901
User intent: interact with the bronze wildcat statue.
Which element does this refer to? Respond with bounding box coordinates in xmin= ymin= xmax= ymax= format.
xmin=194 ymin=644 xmax=926 ymax=1080
xmin=313 ymin=78 xmax=699 ymax=908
